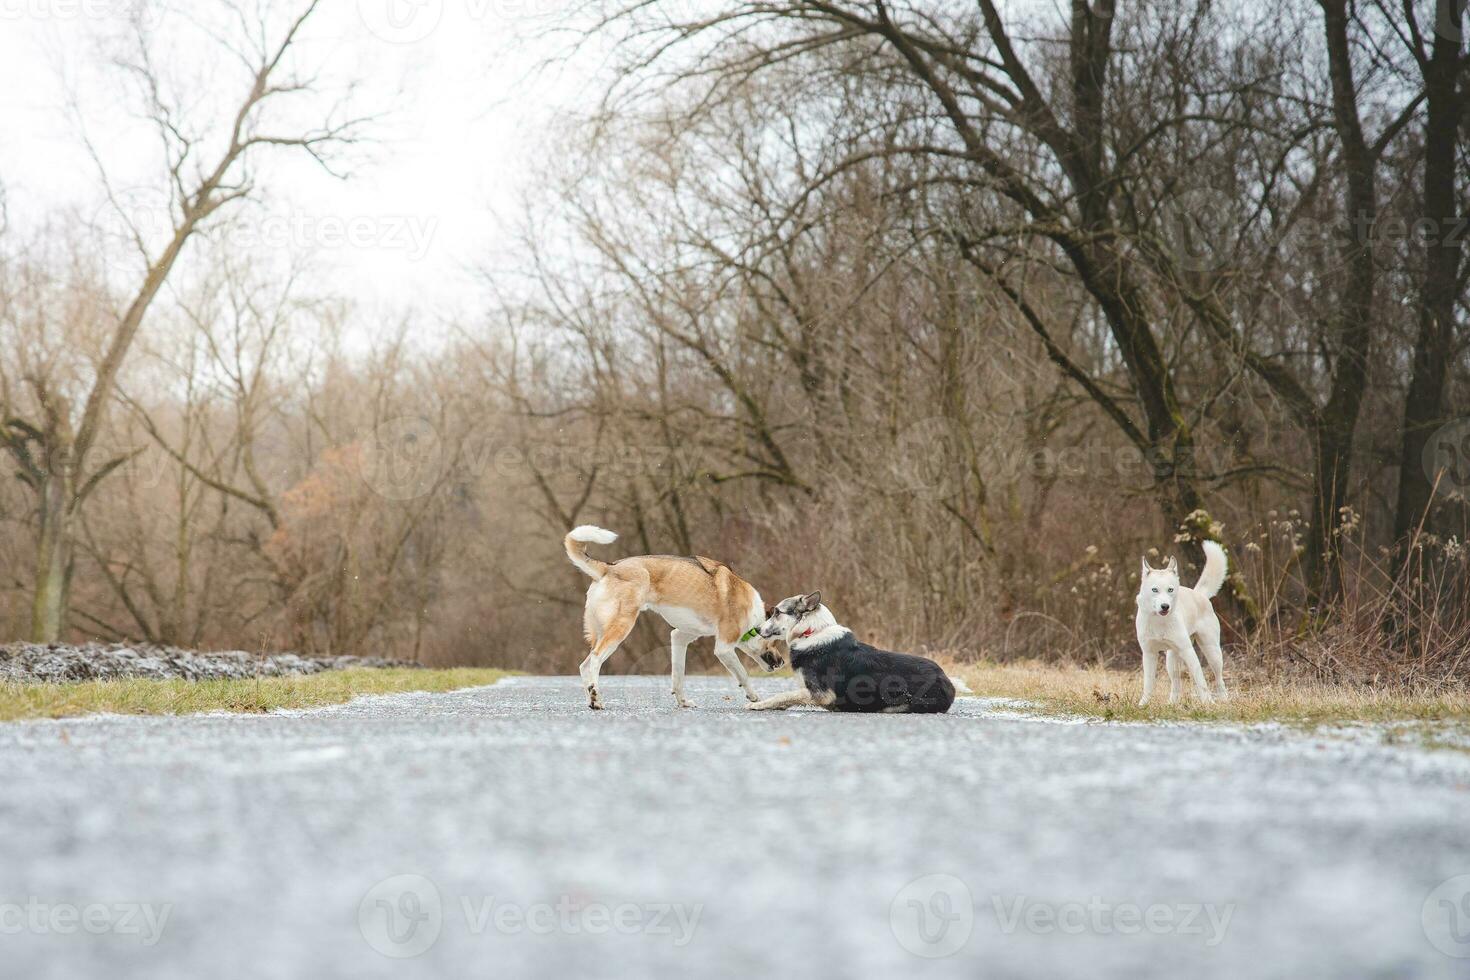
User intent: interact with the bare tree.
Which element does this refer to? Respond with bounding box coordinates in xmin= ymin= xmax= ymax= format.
xmin=1394 ymin=0 xmax=1468 ymax=545
xmin=0 ymin=1 xmax=371 ymax=641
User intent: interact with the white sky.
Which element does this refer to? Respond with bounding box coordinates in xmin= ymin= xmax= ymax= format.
xmin=0 ymin=0 xmax=596 ymax=323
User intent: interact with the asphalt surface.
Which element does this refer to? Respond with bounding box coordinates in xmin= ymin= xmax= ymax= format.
xmin=2 ymin=674 xmax=1469 ymax=979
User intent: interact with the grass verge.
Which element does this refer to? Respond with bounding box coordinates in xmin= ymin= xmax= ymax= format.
xmin=0 ymin=668 xmax=509 ymax=722
xmin=957 ymin=661 xmax=1470 ymax=726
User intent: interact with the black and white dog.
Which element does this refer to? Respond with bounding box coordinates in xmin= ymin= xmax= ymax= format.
xmin=749 ymin=592 xmax=954 ymax=714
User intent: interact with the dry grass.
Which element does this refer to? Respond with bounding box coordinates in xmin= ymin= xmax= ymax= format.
xmin=0 ymin=668 xmax=509 ymax=722
xmin=954 ymin=660 xmax=1470 ymax=726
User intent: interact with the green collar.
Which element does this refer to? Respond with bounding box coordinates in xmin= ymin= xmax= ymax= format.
xmin=739 ymin=626 xmax=761 ymax=643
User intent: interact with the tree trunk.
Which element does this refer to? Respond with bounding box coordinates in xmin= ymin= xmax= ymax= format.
xmin=30 ymin=472 xmax=74 ymax=643
xmin=1069 ymin=236 xmax=1204 ymax=530
xmin=1306 ymin=0 xmax=1379 ymax=608
xmin=1394 ymin=0 xmax=1465 ymax=548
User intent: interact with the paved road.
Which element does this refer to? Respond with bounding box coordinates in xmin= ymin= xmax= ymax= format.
xmin=2 ymin=674 xmax=1469 ymax=978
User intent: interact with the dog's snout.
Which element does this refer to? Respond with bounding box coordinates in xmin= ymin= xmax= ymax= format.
xmin=1159 ymin=603 xmax=1171 ymax=614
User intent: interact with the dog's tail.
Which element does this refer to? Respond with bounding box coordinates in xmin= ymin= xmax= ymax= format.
xmin=564 ymin=525 xmax=618 ymax=580
xmin=1196 ymin=540 xmax=1228 ymax=598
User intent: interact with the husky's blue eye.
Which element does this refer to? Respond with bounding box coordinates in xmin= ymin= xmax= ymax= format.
xmin=1151 ymin=588 xmax=1158 ymax=592
xmin=1168 ymin=588 xmax=1174 ymax=593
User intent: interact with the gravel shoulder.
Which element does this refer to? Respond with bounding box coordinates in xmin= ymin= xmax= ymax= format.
xmin=1 ymin=674 xmax=1467 ymax=979
xmin=0 ymin=642 xmax=417 ymax=683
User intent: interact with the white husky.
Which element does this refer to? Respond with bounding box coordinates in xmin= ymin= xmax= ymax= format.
xmin=1136 ymin=541 xmax=1229 ymax=706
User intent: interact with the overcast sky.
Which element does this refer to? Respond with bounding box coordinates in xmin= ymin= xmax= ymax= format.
xmin=0 ymin=1 xmax=591 ymax=322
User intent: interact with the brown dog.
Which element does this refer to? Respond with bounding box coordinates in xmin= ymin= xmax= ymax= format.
xmin=564 ymin=526 xmax=782 ymax=709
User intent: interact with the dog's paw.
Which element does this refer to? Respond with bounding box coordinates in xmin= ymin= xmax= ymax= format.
xmin=745 ymin=701 xmax=764 ymax=711
xmin=744 ymin=691 xmax=761 ymax=703
xmin=1137 ymin=699 xmax=1150 ymax=708
xmin=674 ymin=698 xmax=694 ymax=709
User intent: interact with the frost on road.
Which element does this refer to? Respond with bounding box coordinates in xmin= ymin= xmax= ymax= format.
xmin=1 ymin=675 xmax=1468 ymax=978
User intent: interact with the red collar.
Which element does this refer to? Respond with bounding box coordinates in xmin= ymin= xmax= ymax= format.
xmin=795 ymin=627 xmax=814 ymax=640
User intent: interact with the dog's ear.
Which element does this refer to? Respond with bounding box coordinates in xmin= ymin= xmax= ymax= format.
xmin=764 ymin=604 xmax=775 ymax=620
xmin=800 ymin=590 xmax=822 ymax=613
xmin=1140 ymin=556 xmax=1152 ymax=578
xmin=1164 ymin=556 xmax=1178 ymax=573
